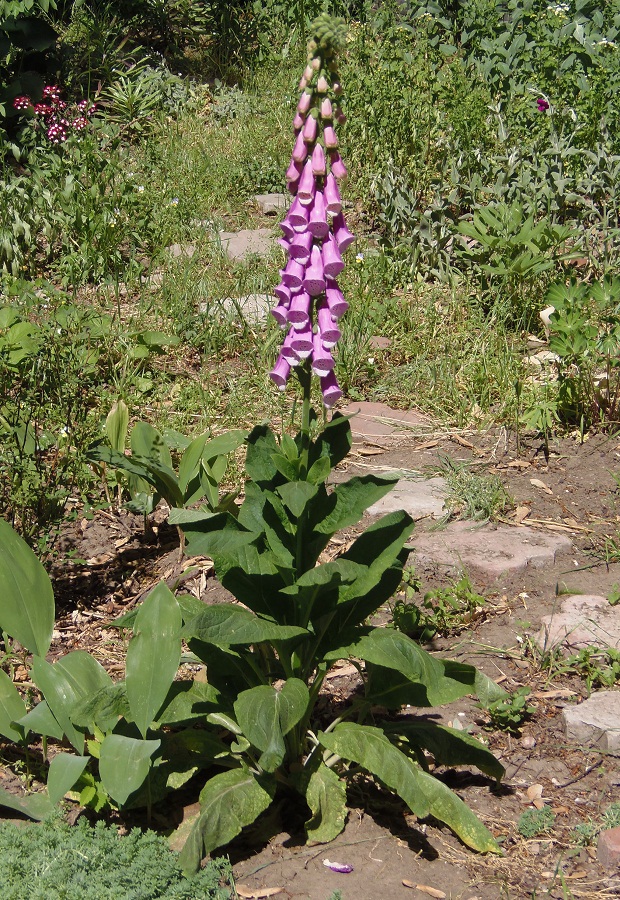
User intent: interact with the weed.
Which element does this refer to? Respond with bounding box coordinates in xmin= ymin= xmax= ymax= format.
xmin=517 ymin=806 xmax=555 ymax=839
xmin=485 ymin=687 xmax=535 ymax=733
xmin=392 ymin=573 xmax=485 ymax=641
xmin=437 ymin=455 xmax=513 ymax=522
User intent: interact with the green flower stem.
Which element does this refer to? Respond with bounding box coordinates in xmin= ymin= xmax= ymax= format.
xmin=297 ymin=360 xmax=312 ymax=482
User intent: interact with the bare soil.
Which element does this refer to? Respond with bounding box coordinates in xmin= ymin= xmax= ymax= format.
xmin=3 ymin=423 xmax=620 ymax=899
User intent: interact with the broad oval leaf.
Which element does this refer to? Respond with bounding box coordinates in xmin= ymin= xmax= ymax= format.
xmin=315 ymin=475 xmax=399 ymax=534
xmin=234 ymin=679 xmax=309 ymax=773
xmin=297 ymin=761 xmax=347 ymax=843
xmin=105 ymin=399 xmax=129 ymax=453
xmin=131 ymin=421 xmax=173 ymax=467
xmin=0 ymin=519 xmax=54 ymax=657
xmin=319 ymin=722 xmax=499 ymax=853
xmin=0 ymin=668 xmax=27 ymax=742
xmin=184 ymin=604 xmax=308 ymax=646
xmin=0 ymin=784 xmax=52 ymax=821
xmin=178 ymin=766 xmax=275 ymax=875
xmin=47 ymin=753 xmax=89 ymax=805
xmin=126 ymin=581 xmax=182 ymax=738
xmin=17 ymin=700 xmax=64 ymax=740
xmin=99 ymin=734 xmax=161 ymax=805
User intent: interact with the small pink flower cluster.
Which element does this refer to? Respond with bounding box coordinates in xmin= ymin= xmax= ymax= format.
xmin=12 ymin=85 xmax=97 ymax=143
xmin=269 ymin=43 xmax=353 ymax=408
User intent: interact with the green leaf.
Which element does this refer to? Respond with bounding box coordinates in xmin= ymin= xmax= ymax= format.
xmin=131 ymin=421 xmax=173 ymax=468
xmin=126 ymin=582 xmax=182 ymax=738
xmin=245 ymin=424 xmax=281 ymax=485
xmin=105 ymin=399 xmax=129 ymax=453
xmin=17 ymin=700 xmax=64 ymax=740
xmin=234 ymin=679 xmax=309 ymax=772
xmin=277 ymin=481 xmax=319 ymax=518
xmin=0 ymin=519 xmax=54 ymax=657
xmin=315 ymin=475 xmax=399 ymax=534
xmin=298 ymin=761 xmax=347 ymax=842
xmin=178 ymin=767 xmax=275 ymax=874
xmin=0 ymin=785 xmax=53 ymax=821
xmin=184 ymin=604 xmax=307 ymax=646
xmin=386 ymin=720 xmax=504 ymax=782
xmin=0 ymin=669 xmax=27 ymax=742
xmin=319 ymin=723 xmax=499 ymax=853
xmin=31 ymin=652 xmax=112 ymax=753
xmin=71 ymin=683 xmax=130 ymax=733
xmin=155 ymin=680 xmax=221 ymax=726
xmin=47 ymin=753 xmax=89 ymax=805
xmin=98 ymin=734 xmax=161 ymax=805
xmin=308 ymin=413 xmax=352 ymax=470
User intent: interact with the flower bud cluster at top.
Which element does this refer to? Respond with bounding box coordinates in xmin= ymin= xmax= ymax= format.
xmin=269 ymin=14 xmax=353 ymax=408
xmin=12 ymin=85 xmax=97 ymax=144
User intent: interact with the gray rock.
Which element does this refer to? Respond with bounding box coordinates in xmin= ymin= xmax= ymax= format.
xmin=535 ymin=594 xmax=620 ymax=653
xmin=562 ymin=691 xmax=620 ymax=750
xmin=367 ymin=477 xmax=447 ymax=520
xmin=410 ymin=521 xmax=572 ymax=580
xmin=200 ymin=293 xmax=273 ymax=324
xmin=218 ymin=228 xmax=274 ymax=260
xmin=167 ymin=243 xmax=197 ymax=259
xmin=254 ymin=193 xmax=288 ymax=215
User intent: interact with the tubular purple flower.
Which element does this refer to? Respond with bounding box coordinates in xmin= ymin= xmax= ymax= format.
xmin=277 ymin=237 xmax=290 ymax=252
xmin=311 ymin=56 xmax=321 ymax=71
xmin=282 ymin=258 xmax=305 ymax=290
xmin=303 ymin=245 xmax=326 ymax=296
xmin=274 ymin=281 xmax=291 ymax=304
xmin=318 ymin=302 xmax=342 ymax=347
xmin=288 ymin=290 xmax=312 ymax=326
xmin=322 ymin=234 xmax=344 ymax=279
xmin=303 ymin=114 xmax=318 ymax=144
xmin=308 ymin=191 xmax=329 ymax=239
xmin=292 ymin=131 xmax=309 ymax=163
xmin=297 ymin=160 xmax=316 ymax=207
xmin=299 ymin=76 xmax=307 ymax=91
xmin=279 ymin=218 xmax=295 ymax=241
xmin=328 ymin=151 xmax=347 ymax=180
xmin=317 ymin=75 xmax=329 ymax=94
xmin=293 ymin=112 xmax=305 ymax=131
xmin=332 ymin=212 xmax=355 ymax=252
xmin=289 ymin=230 xmax=313 ymax=264
xmin=304 ymin=63 xmax=314 ymax=80
xmin=311 ymin=332 xmax=335 ymax=376
xmin=298 ymin=91 xmax=313 ymax=114
xmin=311 ymin=143 xmax=326 ymax=176
xmin=320 ymin=370 xmax=343 ymax=407
xmin=289 ymin=196 xmax=309 ymax=231
xmin=323 ymin=125 xmax=338 ymax=148
xmin=324 ymin=173 xmax=342 ymax=215
xmin=320 ymin=97 xmax=333 ymax=120
xmin=333 ymin=82 xmax=343 ymax=95
xmin=269 ymin=355 xmax=292 ymax=390
xmin=281 ymin=329 xmax=301 ymax=364
xmin=325 ymin=281 xmax=349 ymax=319
xmin=290 ymin=323 xmax=313 ymax=358
xmin=271 ymin=303 xmax=289 ymax=328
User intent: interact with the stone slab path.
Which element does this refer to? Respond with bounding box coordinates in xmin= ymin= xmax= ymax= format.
xmin=535 ymin=594 xmax=620 ymax=653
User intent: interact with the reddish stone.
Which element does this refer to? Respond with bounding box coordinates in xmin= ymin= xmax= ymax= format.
xmin=598 ymin=827 xmax=620 ymax=871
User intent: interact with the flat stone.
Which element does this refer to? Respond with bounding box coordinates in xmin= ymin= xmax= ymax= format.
xmin=410 ymin=521 xmax=572 ymax=580
xmin=254 ymin=193 xmax=288 ymax=215
xmin=219 ymin=228 xmax=273 ymax=260
xmin=369 ymin=335 xmax=392 ymax=350
xmin=167 ymin=243 xmax=196 ymax=259
xmin=598 ymin=826 xmax=620 ymax=870
xmin=200 ymin=293 xmax=272 ymax=324
xmin=339 ymin=401 xmax=428 ymax=441
xmin=562 ymin=691 xmax=620 ymax=751
xmin=535 ymin=595 xmax=620 ymax=653
xmin=367 ymin=477 xmax=447 ymax=520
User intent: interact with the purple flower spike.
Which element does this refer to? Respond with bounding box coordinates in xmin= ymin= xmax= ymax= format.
xmin=269 ymin=354 xmax=292 ymax=390
xmin=277 ymin=237 xmax=290 ymax=252
xmin=282 ymin=258 xmax=305 ymax=290
xmin=320 ymin=97 xmax=333 ymax=120
xmin=308 ymin=191 xmax=329 ymax=240
xmin=293 ymin=112 xmax=305 ymax=131
xmin=288 ymin=290 xmax=311 ymax=326
xmin=332 ymin=212 xmax=355 ymax=252
xmin=323 ymin=124 xmax=338 ymax=148
xmin=279 ymin=218 xmax=295 ymax=241
xmin=303 ymin=245 xmax=326 ymax=297
xmin=334 ymin=106 xmax=346 ymax=124
xmin=297 ymin=160 xmax=316 ymax=207
xmin=324 ymin=173 xmax=342 ymax=215
xmin=292 ymin=130 xmax=309 ymax=163
xmin=317 ymin=75 xmax=329 ymax=94
xmin=297 ymin=91 xmax=313 ymax=114
xmin=318 ymin=302 xmax=341 ymax=347
xmin=322 ymin=234 xmax=344 ymax=279
xmin=271 ymin=302 xmax=289 ymax=328
xmin=281 ymin=329 xmax=301 ymax=364
xmin=274 ymin=281 xmax=291 ymax=305
xmin=325 ymin=281 xmax=349 ymax=319
xmin=288 ymin=196 xmax=309 ymax=232
xmin=320 ymin=371 xmax=343 ymax=408
xmin=290 ymin=323 xmax=313 ymax=358
xmin=311 ymin=143 xmax=326 ymax=176
xmin=311 ymin=331 xmax=335 ymax=377
xmin=286 ymin=158 xmax=303 ymax=185
xmin=303 ymin=114 xmax=317 ymax=144
xmin=289 ymin=230 xmax=313 ymax=264
xmin=329 ymin=151 xmax=348 ymax=180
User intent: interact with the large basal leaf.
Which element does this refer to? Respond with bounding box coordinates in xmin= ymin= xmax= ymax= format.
xmin=17 ymin=700 xmax=64 ymax=741
xmin=184 ymin=604 xmax=307 ymax=647
xmin=47 ymin=753 xmax=89 ymax=806
xmin=126 ymin=582 xmax=182 ymax=738
xmin=0 ymin=785 xmax=52 ymax=821
xmin=277 ymin=481 xmax=319 ymax=518
xmin=155 ymin=680 xmax=221 ymax=726
xmin=308 ymin=412 xmax=352 ymax=471
xmin=71 ymin=683 xmax=130 ymax=733
xmin=174 ymin=512 xmax=259 ymax=561
xmin=105 ymin=399 xmax=129 ymax=453
xmin=319 ymin=723 xmax=499 ymax=853
xmin=31 ymin=652 xmax=112 ymax=753
xmin=244 ymin=424 xmax=281 ymax=486
xmin=99 ymin=734 xmax=161 ymax=806
xmin=386 ymin=720 xmax=505 ymax=783
xmin=442 ymin=660 xmax=508 ymax=707
xmin=297 ymin=761 xmax=347 ymax=843
xmin=234 ymin=679 xmax=309 ymax=773
xmin=0 ymin=519 xmax=54 ymax=657
xmin=314 ymin=475 xmax=399 ymax=535
xmin=160 ymin=727 xmax=229 ymax=771
xmin=130 ymin=421 xmax=173 ymax=468
xmin=178 ymin=766 xmax=275 ymax=875
xmin=0 ymin=668 xmax=27 ymax=742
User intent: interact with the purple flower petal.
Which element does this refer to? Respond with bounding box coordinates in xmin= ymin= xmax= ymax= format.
xmin=303 ymin=245 xmax=326 ymax=297
xmin=308 ymin=191 xmax=329 ymax=240
xmin=288 ymin=290 xmax=311 ymax=326
xmin=329 ymin=150 xmax=348 ymax=180
xmin=318 ymin=302 xmax=341 ymax=347
xmin=323 ymin=124 xmax=338 ymax=148
xmin=297 ymin=159 xmax=316 ymax=206
xmin=311 ymin=331 xmax=335 ymax=376
xmin=289 ymin=230 xmax=313 ymax=264
xmin=282 ymin=258 xmax=305 ymax=290
xmin=322 ymin=233 xmax=344 ymax=279
xmin=303 ymin=114 xmax=317 ymax=144
xmin=292 ymin=130 xmax=308 ymax=163
xmin=290 ymin=322 xmax=313 ymax=358
xmin=324 ymin=173 xmax=342 ymax=215
xmin=271 ymin=302 xmax=289 ymax=328
xmin=311 ymin=143 xmax=326 ymax=176
xmin=321 ymin=97 xmax=333 ymax=120
xmin=289 ymin=197 xmax=309 ymax=232
xmin=325 ymin=281 xmax=349 ymax=319
xmin=323 ymin=859 xmax=353 ymax=874
xmin=269 ymin=355 xmax=291 ymax=389
xmin=297 ymin=91 xmax=313 ymax=114
xmin=286 ymin=158 xmax=303 ymax=185
xmin=274 ymin=281 xmax=291 ymax=305
xmin=332 ymin=212 xmax=355 ymax=252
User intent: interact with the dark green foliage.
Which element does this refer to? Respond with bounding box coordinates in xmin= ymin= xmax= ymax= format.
xmin=0 ymin=817 xmax=234 ymax=899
